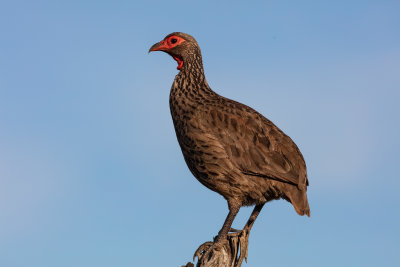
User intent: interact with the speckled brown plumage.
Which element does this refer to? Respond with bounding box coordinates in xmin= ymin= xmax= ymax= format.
xmin=149 ymin=32 xmax=310 ymax=245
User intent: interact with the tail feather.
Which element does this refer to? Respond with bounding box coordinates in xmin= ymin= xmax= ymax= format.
xmin=285 ymin=184 xmax=310 ymax=217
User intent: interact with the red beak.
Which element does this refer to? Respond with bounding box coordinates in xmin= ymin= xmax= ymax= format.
xmin=148 ymin=40 xmax=169 ymax=53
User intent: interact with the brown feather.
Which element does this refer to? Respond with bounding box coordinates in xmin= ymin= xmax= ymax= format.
xmin=159 ymin=32 xmax=311 ymax=216
xmin=151 ymin=32 xmax=310 ymax=237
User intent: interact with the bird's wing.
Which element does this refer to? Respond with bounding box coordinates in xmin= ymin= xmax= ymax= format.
xmin=190 ymin=102 xmax=307 ymax=188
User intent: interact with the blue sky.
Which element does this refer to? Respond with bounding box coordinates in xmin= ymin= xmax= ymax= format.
xmin=1 ymin=1 xmax=399 ymax=266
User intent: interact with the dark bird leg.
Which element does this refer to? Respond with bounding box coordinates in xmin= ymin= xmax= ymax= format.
xmin=243 ymin=203 xmax=264 ymax=233
xmin=195 ymin=202 xmax=240 ymax=265
xmin=194 ymin=204 xmax=264 ymax=266
xmin=214 ymin=202 xmax=240 ymax=243
xmin=230 ymin=203 xmax=265 ymax=266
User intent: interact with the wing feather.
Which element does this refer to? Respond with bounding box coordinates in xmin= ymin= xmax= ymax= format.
xmin=189 ymin=101 xmax=307 ymax=189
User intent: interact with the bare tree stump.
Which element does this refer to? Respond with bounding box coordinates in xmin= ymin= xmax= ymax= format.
xmin=182 ymin=229 xmax=251 ymax=267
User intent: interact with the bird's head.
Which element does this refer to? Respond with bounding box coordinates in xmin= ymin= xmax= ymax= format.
xmin=148 ymin=32 xmax=200 ymax=70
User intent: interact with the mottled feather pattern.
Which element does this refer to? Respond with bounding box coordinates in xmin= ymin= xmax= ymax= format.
xmin=168 ymin=54 xmax=309 ymax=214
xmin=150 ymin=32 xmax=310 ymax=217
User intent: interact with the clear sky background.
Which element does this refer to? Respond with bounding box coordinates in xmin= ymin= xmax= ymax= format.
xmin=1 ymin=1 xmax=399 ymax=266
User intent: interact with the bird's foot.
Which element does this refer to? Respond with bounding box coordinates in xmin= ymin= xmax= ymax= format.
xmin=194 ymin=240 xmax=227 ymax=266
xmin=193 ymin=241 xmax=214 ymax=262
xmin=193 ymin=229 xmax=251 ymax=266
xmin=228 ymin=228 xmax=251 ymax=264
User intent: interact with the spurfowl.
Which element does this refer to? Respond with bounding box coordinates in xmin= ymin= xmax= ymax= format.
xmin=149 ymin=32 xmax=310 ymax=251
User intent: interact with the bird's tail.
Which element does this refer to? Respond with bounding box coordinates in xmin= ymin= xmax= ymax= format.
xmin=285 ymin=185 xmax=310 ymax=217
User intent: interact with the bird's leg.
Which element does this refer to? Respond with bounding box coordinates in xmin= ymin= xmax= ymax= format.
xmin=214 ymin=202 xmax=240 ymax=244
xmin=225 ymin=203 xmax=265 ymax=266
xmin=225 ymin=203 xmax=264 ymax=238
xmin=243 ymin=203 xmax=264 ymax=233
xmin=195 ymin=202 xmax=240 ymax=265
xmin=195 ymin=204 xmax=264 ymax=265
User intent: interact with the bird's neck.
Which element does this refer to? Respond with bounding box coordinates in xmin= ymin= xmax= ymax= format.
xmin=171 ymin=54 xmax=214 ymax=101
xmin=169 ymin=54 xmax=216 ymax=123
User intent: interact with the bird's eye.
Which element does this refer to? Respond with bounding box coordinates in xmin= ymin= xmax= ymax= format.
xmin=171 ymin=38 xmax=178 ymax=44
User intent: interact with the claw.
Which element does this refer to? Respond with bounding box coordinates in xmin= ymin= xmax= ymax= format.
xmin=234 ymin=229 xmax=250 ymax=264
xmin=191 ymin=228 xmax=252 ymax=266
xmin=193 ymin=241 xmax=213 ymax=262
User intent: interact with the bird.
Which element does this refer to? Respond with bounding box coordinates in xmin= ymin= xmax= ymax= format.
xmin=149 ymin=32 xmax=310 ymax=250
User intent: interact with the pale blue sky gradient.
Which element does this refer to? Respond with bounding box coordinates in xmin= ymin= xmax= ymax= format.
xmin=1 ymin=1 xmax=399 ymax=266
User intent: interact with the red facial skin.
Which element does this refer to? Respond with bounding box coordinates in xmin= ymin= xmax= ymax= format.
xmin=149 ymin=36 xmax=186 ymax=70
xmin=172 ymin=56 xmax=184 ymax=70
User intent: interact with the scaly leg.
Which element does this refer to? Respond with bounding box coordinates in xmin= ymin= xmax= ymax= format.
xmin=194 ymin=204 xmax=265 ymax=265
xmin=214 ymin=202 xmax=240 ymax=243
xmin=232 ymin=203 xmax=265 ymax=266
xmin=243 ymin=203 xmax=264 ymax=232
xmin=195 ymin=202 xmax=240 ymax=264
